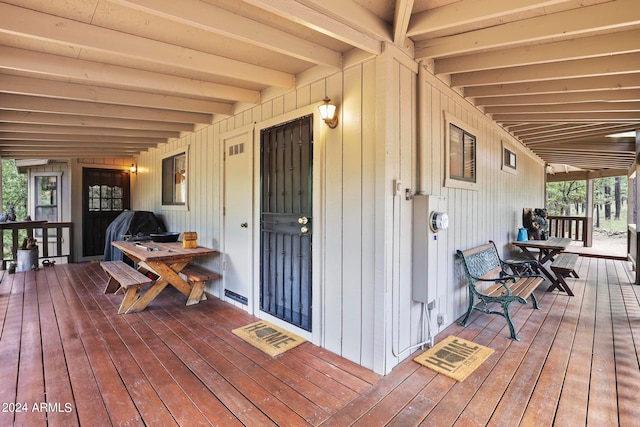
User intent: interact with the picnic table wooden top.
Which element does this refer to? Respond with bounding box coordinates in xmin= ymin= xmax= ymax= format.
xmin=112 ymin=240 xmax=219 ymax=262
xmin=512 ymin=237 xmax=572 ymax=250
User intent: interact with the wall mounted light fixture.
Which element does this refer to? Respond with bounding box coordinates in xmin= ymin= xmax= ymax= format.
xmin=130 ymin=163 xmax=137 ymax=174
xmin=318 ymin=96 xmax=338 ymax=129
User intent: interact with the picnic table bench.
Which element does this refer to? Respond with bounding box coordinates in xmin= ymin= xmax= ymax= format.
xmin=457 ymin=241 xmax=544 ymax=341
xmin=181 ymin=264 xmax=221 ymax=305
xmin=549 ymin=252 xmax=579 ymax=296
xmin=101 ymin=260 xmax=153 ymax=314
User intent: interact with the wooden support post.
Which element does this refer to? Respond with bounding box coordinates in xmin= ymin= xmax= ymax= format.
xmin=585 ymin=178 xmax=594 ymax=247
xmin=635 ymin=129 xmax=640 ymax=284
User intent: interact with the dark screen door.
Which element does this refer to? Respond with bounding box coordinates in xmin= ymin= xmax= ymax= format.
xmin=260 ymin=115 xmax=313 ymax=331
xmin=83 ymin=168 xmax=130 ymax=256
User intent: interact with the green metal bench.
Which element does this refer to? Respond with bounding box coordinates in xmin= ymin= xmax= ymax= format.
xmin=457 ymin=241 xmax=544 ymax=341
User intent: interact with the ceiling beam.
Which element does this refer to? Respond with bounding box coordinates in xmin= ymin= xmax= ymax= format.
xmin=0 ymin=2 xmax=294 ymax=89
xmin=433 ymin=28 xmax=640 ymax=73
xmin=0 ymin=46 xmax=261 ymax=103
xmin=0 ymin=133 xmax=164 ymax=145
xmin=516 ymin=123 xmax=636 ymax=140
xmin=485 ymin=102 xmax=640 ymax=114
xmin=0 ymin=111 xmax=194 ymax=132
xmin=452 ymin=53 xmax=640 ymax=87
xmin=393 ymin=0 xmax=414 ymax=45
xmin=408 ymin=0 xmax=572 ymax=38
xmin=0 ymin=123 xmax=180 ymax=139
xmin=0 ymin=148 xmax=147 ymax=159
xmin=0 ymin=74 xmax=233 ymax=116
xmin=493 ymin=112 xmax=640 ymax=121
xmin=300 ymin=0 xmax=392 ymax=42
xmin=240 ymin=0 xmax=385 ymax=53
xmin=547 ymin=169 xmax=629 ymax=182
xmin=0 ymin=94 xmax=213 ymax=124
xmin=415 ymin=0 xmax=639 ymax=58
xmin=464 ymin=73 xmax=640 ymax=98
xmin=529 ymin=141 xmax=635 ymax=152
xmin=474 ymin=89 xmax=640 ymax=107
xmin=110 ymin=0 xmax=342 ymax=68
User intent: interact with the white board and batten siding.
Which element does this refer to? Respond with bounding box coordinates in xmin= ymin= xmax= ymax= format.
xmin=130 ymin=44 xmax=545 ymax=375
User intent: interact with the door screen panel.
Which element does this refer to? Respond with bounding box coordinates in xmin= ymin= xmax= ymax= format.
xmin=260 ymin=115 xmax=313 ymax=331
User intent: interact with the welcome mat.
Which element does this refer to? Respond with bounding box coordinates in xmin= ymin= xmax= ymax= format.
xmin=232 ymin=320 xmax=306 ymax=357
xmin=414 ymin=336 xmax=494 ymax=382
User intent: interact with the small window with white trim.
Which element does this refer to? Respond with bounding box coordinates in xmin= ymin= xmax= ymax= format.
xmin=444 ymin=112 xmax=478 ymax=190
xmin=162 ymin=151 xmax=188 ymax=207
xmin=502 ymin=143 xmax=517 ymax=174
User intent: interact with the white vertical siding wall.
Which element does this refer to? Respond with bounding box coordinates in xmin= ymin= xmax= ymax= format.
xmin=392 ymin=65 xmax=545 ymax=373
xmin=129 ymin=44 xmax=545 ymax=375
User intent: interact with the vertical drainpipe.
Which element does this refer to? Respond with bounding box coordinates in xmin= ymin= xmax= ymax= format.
xmin=417 ymin=61 xmax=428 ymax=195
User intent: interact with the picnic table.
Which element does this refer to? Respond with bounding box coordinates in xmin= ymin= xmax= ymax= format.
xmin=512 ymin=237 xmax=576 ymax=295
xmin=107 ymin=240 xmax=219 ymax=312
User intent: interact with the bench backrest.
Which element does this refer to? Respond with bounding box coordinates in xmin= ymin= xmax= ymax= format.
xmin=457 ymin=242 xmax=503 ymax=281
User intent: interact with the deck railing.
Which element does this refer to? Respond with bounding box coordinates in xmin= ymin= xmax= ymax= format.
xmin=1 ymin=221 xmax=74 ymax=269
xmin=547 ymin=215 xmax=592 ymax=247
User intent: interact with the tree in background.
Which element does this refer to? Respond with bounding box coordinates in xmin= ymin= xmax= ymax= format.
xmin=546 ymin=180 xmax=585 ymax=216
xmin=547 ymin=176 xmax=627 ymax=231
xmin=1 ymin=159 xmax=28 ymax=258
xmin=2 ymin=159 xmax=27 ymax=219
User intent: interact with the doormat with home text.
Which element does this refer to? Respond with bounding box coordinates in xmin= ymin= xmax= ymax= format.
xmin=232 ymin=320 xmax=306 ymax=357
xmin=414 ymin=336 xmax=494 ymax=382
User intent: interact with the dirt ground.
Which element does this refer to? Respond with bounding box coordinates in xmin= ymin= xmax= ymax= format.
xmin=585 ymin=230 xmax=627 ymax=257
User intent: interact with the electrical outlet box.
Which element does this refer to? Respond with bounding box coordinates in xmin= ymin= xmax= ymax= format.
xmin=437 ymin=313 xmax=446 ymax=326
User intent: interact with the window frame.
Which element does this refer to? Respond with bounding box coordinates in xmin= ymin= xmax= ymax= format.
xmin=30 ymin=171 xmax=62 ymax=238
xmin=502 ymin=142 xmax=518 ymax=175
xmin=444 ymin=112 xmax=478 ymax=190
xmin=161 ymin=146 xmax=190 ymax=211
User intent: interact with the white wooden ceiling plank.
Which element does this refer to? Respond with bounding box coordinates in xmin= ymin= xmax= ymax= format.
xmin=515 ymin=123 xmax=632 ymax=138
xmin=0 ymin=94 xmax=213 ymax=124
xmin=493 ymin=112 xmax=640 ymax=121
xmin=0 ymin=132 xmax=164 ymax=145
xmin=0 ymin=74 xmax=233 ymax=115
xmin=530 ymin=142 xmax=635 ymax=152
xmin=110 ymin=0 xmax=342 ymax=68
xmin=474 ymin=89 xmax=640 ymax=107
xmin=0 ymin=122 xmax=180 ymax=138
xmin=241 ymin=0 xmax=383 ymax=54
xmin=408 ymin=0 xmax=571 ymax=37
xmin=0 ymin=2 xmax=294 ymax=89
xmin=464 ymin=74 xmax=640 ymax=98
xmin=0 ymin=46 xmax=260 ymax=103
xmin=0 ymin=111 xmax=194 ymax=132
xmin=486 ymin=102 xmax=640 ymax=114
xmin=415 ymin=0 xmax=639 ymax=58
xmin=452 ymin=53 xmax=640 ymax=87
xmin=434 ymin=29 xmax=640 ymax=74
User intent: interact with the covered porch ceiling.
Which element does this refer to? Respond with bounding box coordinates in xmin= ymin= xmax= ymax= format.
xmin=0 ymin=0 xmax=638 ymax=173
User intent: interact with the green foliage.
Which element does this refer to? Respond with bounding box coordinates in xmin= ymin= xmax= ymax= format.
xmin=2 ymin=160 xmax=27 ymax=218
xmin=546 ymin=176 xmax=628 ymax=232
xmin=2 ymin=160 xmax=28 ymax=258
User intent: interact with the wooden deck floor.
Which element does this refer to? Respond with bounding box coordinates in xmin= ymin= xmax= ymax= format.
xmin=0 ymin=258 xmax=638 ymax=426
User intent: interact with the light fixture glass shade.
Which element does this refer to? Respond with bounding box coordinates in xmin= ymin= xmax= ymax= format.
xmin=318 ymin=103 xmax=336 ymax=121
xmin=130 ymin=164 xmax=137 ymax=174
xmin=318 ymin=96 xmax=338 ymax=128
